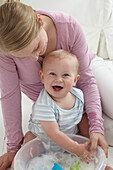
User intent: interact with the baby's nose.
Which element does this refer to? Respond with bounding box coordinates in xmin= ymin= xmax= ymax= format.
xmin=55 ymin=77 xmax=63 ymax=82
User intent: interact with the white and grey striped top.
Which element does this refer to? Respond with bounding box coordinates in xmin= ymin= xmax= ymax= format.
xmin=28 ymin=87 xmax=84 ymax=151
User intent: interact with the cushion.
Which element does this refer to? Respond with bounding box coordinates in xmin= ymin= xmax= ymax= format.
xmin=91 ymin=56 xmax=113 ymax=119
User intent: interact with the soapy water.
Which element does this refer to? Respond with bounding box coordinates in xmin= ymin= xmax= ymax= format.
xmin=27 ymin=151 xmax=95 ymax=170
xmin=26 ymin=136 xmax=96 ymax=170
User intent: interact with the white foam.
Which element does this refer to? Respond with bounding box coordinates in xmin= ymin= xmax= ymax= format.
xmin=27 ymin=152 xmax=94 ymax=170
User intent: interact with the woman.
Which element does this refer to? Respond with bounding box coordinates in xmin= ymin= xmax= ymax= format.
xmin=0 ymin=0 xmax=109 ymax=169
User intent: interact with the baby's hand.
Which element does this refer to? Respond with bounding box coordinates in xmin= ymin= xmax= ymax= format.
xmin=75 ymin=141 xmax=95 ymax=163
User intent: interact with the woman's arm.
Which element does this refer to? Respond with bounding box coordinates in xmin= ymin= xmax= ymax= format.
xmin=68 ymin=18 xmax=108 ymax=157
xmin=0 ymin=53 xmax=23 ymax=152
xmin=69 ymin=18 xmax=104 ymax=134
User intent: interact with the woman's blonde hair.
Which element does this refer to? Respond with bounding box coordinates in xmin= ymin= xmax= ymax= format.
xmin=0 ymin=0 xmax=41 ymax=54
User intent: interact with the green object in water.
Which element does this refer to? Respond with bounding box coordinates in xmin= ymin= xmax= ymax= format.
xmin=70 ymin=161 xmax=80 ymax=170
xmin=76 ymin=162 xmax=80 ymax=170
xmin=70 ymin=166 xmax=74 ymax=170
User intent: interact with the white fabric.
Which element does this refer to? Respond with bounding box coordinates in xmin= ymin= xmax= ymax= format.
xmin=91 ymin=56 xmax=113 ymax=119
xmin=72 ymin=0 xmax=113 ymax=60
xmin=103 ymin=113 xmax=113 ymax=146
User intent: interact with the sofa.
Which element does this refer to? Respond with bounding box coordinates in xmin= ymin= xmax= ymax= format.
xmin=0 ymin=0 xmax=113 ymax=158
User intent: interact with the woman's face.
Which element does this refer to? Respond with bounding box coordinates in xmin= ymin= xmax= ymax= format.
xmin=11 ymin=27 xmax=48 ymax=61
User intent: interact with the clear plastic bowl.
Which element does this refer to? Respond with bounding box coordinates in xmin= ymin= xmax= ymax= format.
xmin=14 ymin=134 xmax=106 ymax=170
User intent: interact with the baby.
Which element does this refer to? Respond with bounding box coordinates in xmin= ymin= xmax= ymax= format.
xmin=26 ymin=49 xmax=94 ymax=162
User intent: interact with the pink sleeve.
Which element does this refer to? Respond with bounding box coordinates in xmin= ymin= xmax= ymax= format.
xmin=0 ymin=53 xmax=23 ymax=152
xmin=70 ymin=20 xmax=104 ymax=135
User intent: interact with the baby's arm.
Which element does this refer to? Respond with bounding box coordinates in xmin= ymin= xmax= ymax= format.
xmin=40 ymin=120 xmax=94 ymax=162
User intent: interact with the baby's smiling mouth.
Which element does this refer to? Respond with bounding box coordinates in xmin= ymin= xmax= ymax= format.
xmin=52 ymin=85 xmax=63 ymax=92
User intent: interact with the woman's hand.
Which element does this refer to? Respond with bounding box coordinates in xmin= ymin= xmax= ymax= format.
xmin=0 ymin=152 xmax=16 ymax=170
xmin=90 ymin=132 xmax=108 ymax=157
xmin=0 ymin=131 xmax=36 ymax=170
xmin=11 ymin=131 xmax=36 ymax=170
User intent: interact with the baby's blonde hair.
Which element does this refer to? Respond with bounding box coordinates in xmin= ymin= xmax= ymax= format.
xmin=0 ymin=0 xmax=41 ymax=54
xmin=42 ymin=49 xmax=79 ymax=74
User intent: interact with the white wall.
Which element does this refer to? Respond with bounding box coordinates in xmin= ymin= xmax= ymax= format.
xmin=22 ymin=0 xmax=78 ymax=16
xmin=21 ymin=0 xmax=105 ymax=27
xmin=21 ymin=0 xmax=91 ymax=26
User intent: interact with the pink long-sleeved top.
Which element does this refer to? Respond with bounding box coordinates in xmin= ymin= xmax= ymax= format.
xmin=0 ymin=10 xmax=104 ymax=152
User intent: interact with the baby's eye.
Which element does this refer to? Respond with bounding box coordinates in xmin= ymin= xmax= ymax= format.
xmin=50 ymin=72 xmax=56 ymax=76
xmin=63 ymin=73 xmax=69 ymax=77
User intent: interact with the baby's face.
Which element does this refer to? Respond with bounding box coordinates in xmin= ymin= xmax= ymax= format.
xmin=40 ymin=56 xmax=79 ymax=100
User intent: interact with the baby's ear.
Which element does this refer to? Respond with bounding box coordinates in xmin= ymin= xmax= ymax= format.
xmin=73 ymin=74 xmax=80 ymax=86
xmin=40 ymin=70 xmax=44 ymax=83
